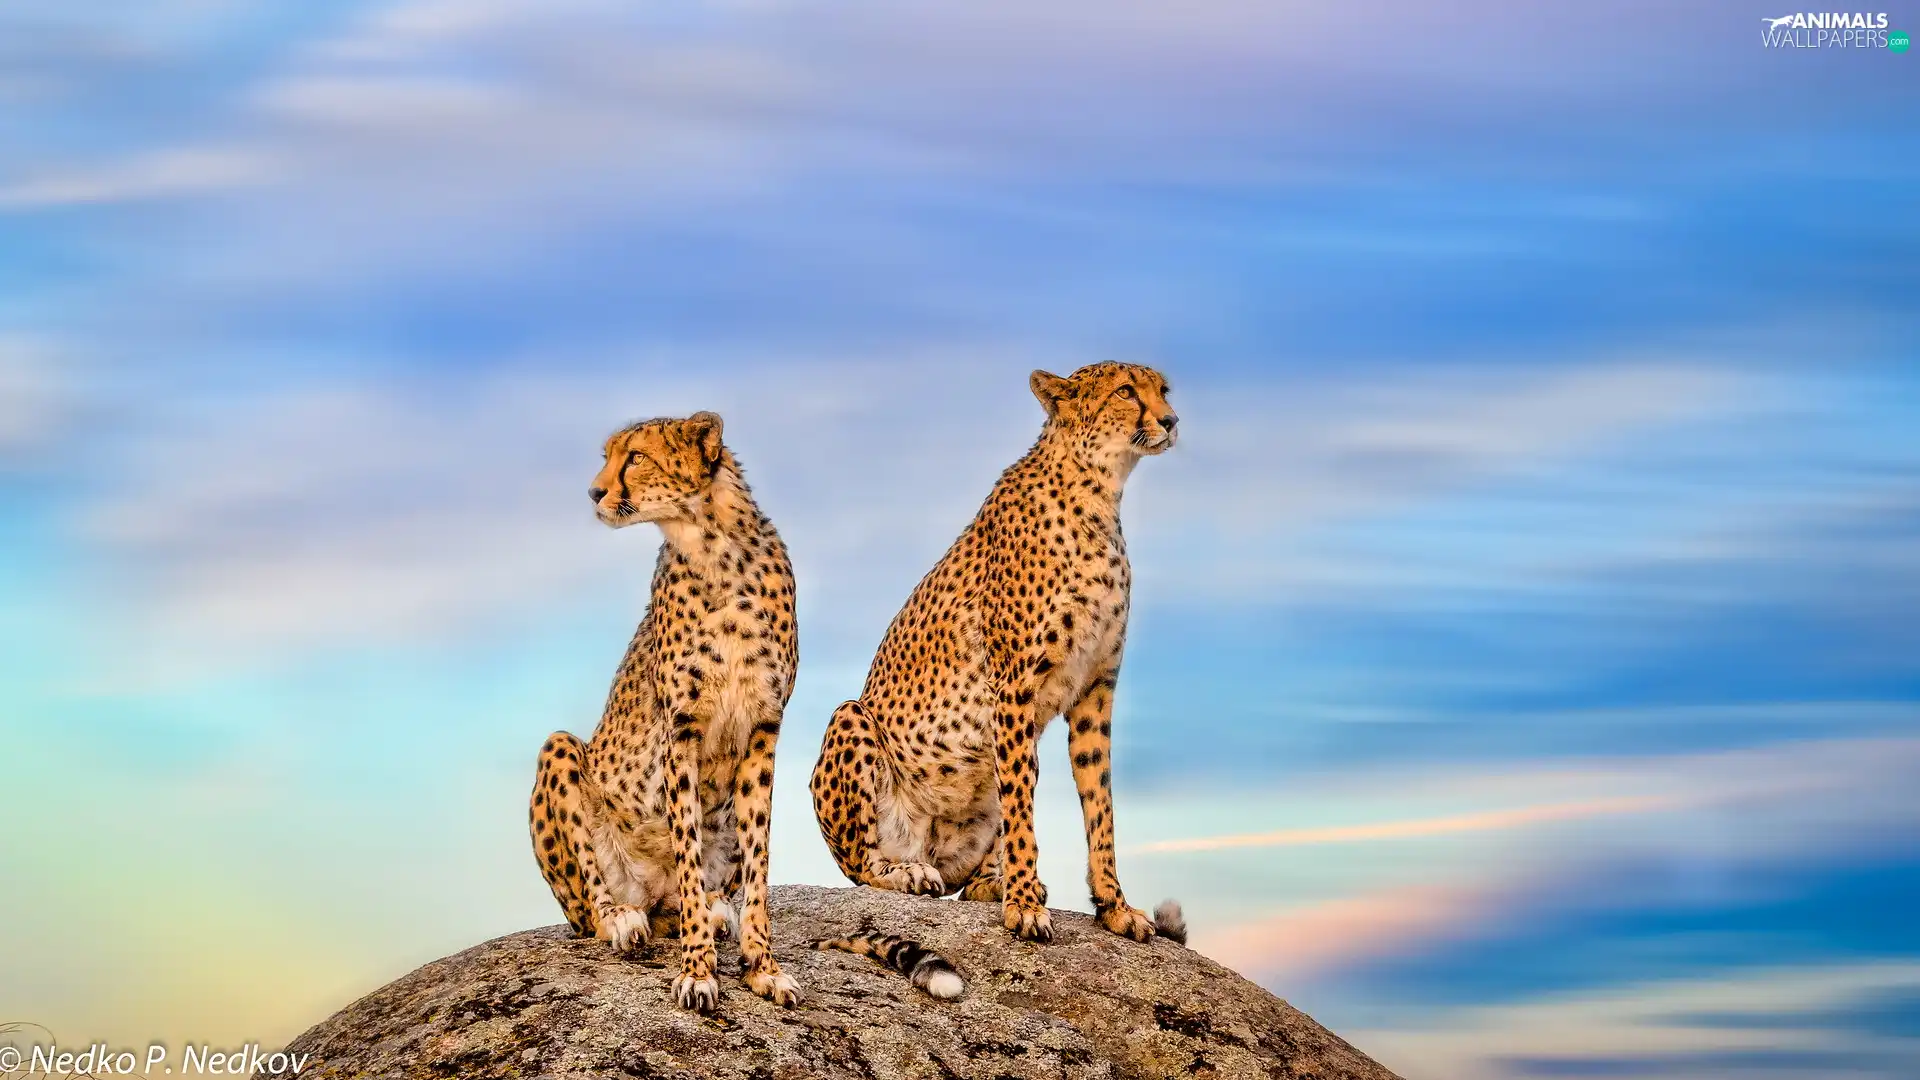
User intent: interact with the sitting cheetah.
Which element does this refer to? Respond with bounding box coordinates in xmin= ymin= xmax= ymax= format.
xmin=530 ymin=412 xmax=801 ymax=1012
xmin=810 ymin=363 xmax=1187 ymax=954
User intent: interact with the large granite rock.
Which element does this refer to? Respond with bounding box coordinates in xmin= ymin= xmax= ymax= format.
xmin=260 ymin=885 xmax=1400 ymax=1080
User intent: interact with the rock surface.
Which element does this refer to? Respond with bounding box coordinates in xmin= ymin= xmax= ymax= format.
xmin=260 ymin=885 xmax=1401 ymax=1080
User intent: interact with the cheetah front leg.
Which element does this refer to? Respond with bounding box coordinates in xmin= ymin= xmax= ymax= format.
xmin=733 ymin=707 xmax=800 ymax=1006
xmin=993 ymin=684 xmax=1052 ymax=941
xmin=665 ymin=709 xmax=721 ymax=1012
xmin=1066 ymin=668 xmax=1155 ymax=941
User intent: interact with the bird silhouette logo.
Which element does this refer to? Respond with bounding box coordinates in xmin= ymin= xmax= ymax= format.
xmin=1763 ymin=15 xmax=1797 ymax=29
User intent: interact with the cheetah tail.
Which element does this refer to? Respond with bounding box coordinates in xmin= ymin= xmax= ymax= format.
xmin=1153 ymin=899 xmax=1189 ymax=946
xmin=811 ymin=933 xmax=964 ymax=1000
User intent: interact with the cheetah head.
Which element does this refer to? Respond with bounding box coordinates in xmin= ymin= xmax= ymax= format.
xmin=1029 ymin=362 xmax=1178 ymax=456
xmin=588 ymin=411 xmax=728 ymax=528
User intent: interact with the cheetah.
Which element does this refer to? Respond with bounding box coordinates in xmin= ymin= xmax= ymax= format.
xmin=809 ymin=363 xmax=1187 ymax=960
xmin=530 ymin=411 xmax=801 ymax=1013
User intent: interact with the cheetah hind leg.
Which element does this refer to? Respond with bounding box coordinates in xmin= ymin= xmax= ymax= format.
xmin=958 ymin=875 xmax=1045 ymax=904
xmin=646 ymin=891 xmax=740 ymax=942
xmin=811 ymin=700 xmax=947 ymax=897
xmin=812 ymin=700 xmax=890 ymax=886
xmin=531 ymin=733 xmax=644 ymax=950
xmin=956 ymin=852 xmax=1045 ymax=905
xmin=958 ymin=873 xmax=1000 ymax=902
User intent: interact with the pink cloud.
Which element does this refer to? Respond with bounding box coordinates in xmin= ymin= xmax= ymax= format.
xmin=1193 ymin=884 xmax=1495 ymax=984
xmin=1136 ymin=794 xmax=1683 ymax=854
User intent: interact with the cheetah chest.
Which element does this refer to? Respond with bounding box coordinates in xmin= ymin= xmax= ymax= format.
xmin=1039 ymin=579 xmax=1126 ymax=717
xmin=1033 ymin=517 xmax=1130 ymax=716
xmin=693 ymin=603 xmax=783 ymax=769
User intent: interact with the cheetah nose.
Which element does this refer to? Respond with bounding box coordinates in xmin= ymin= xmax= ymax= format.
xmin=589 ymin=485 xmax=608 ymax=504
xmin=1161 ymin=413 xmax=1179 ymax=433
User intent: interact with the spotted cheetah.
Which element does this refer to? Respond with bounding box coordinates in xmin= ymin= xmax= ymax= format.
xmin=530 ymin=412 xmax=801 ymax=1013
xmin=809 ymin=363 xmax=1187 ymax=955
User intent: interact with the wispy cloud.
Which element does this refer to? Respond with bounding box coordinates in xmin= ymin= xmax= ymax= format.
xmin=1147 ymin=732 xmax=1920 ymax=862
xmin=2 ymin=2 xmax=1915 ymax=1069
xmin=1131 ymin=358 xmax=1757 ymax=603
xmin=3 ymin=0 xmax=1860 ymax=299
xmin=73 ymin=350 xmax=1053 ymax=673
xmin=1137 ymin=794 xmax=1681 ymax=854
xmin=1169 ymin=735 xmax=1920 ymax=989
xmin=0 ymin=338 xmax=73 ymax=455
xmin=72 ymin=352 xmax=1758 ymax=677
xmin=0 ymin=147 xmax=268 ymax=208
xmin=1351 ymin=962 xmax=1920 ymax=1080
xmin=1193 ymin=883 xmax=1496 ymax=985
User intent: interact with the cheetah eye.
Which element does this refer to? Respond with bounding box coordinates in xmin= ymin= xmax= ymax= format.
xmin=1115 ymin=385 xmax=1135 ymax=400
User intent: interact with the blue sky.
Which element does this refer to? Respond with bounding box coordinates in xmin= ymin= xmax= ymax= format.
xmin=2 ymin=3 xmax=1917 ymax=1077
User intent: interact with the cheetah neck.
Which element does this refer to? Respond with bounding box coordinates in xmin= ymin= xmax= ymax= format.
xmin=653 ymin=457 xmax=764 ymax=580
xmin=1027 ymin=426 xmax=1136 ymax=513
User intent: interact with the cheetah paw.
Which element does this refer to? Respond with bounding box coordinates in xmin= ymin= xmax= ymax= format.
xmin=672 ymin=972 xmax=721 ymax=1013
xmin=598 ymin=904 xmax=651 ymax=954
xmin=1098 ymin=903 xmax=1155 ymax=942
xmin=743 ymin=963 xmax=801 ymax=1007
xmin=1004 ymin=900 xmax=1054 ymax=942
xmin=878 ymin=861 xmax=947 ymax=896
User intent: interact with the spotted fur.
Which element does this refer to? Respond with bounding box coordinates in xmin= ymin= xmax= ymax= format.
xmin=530 ymin=411 xmax=800 ymax=1013
xmin=810 ymin=363 xmax=1187 ymax=947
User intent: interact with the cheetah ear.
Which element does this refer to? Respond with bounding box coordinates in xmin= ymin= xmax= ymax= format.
xmin=1030 ymin=370 xmax=1072 ymax=419
xmin=686 ymin=411 xmax=725 ymax=469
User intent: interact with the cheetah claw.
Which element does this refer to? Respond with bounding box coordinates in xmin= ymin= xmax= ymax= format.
xmin=672 ymin=972 xmax=721 ymax=1013
xmin=878 ymin=861 xmax=947 ymax=896
xmin=1004 ymin=900 xmax=1054 ymax=942
xmin=743 ymin=963 xmax=801 ymax=1007
xmin=598 ymin=904 xmax=651 ymax=954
